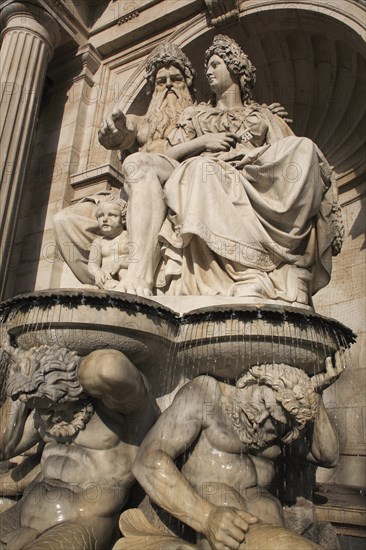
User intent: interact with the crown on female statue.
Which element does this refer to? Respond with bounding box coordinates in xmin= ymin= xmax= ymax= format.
xmin=205 ymin=34 xmax=256 ymax=99
xmin=206 ymin=34 xmax=253 ymax=72
xmin=211 ymin=34 xmax=244 ymax=57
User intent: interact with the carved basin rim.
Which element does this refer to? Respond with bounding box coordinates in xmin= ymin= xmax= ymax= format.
xmin=0 ymin=289 xmax=357 ymax=380
xmin=0 ymin=288 xmax=356 ymax=343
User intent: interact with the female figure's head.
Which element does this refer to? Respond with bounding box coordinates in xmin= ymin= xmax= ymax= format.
xmin=205 ymin=35 xmax=256 ymax=103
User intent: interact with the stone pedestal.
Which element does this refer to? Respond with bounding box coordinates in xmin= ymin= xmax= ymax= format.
xmin=0 ymin=2 xmax=60 ymax=299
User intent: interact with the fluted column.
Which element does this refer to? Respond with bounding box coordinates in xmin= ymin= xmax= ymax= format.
xmin=0 ymin=2 xmax=60 ymax=299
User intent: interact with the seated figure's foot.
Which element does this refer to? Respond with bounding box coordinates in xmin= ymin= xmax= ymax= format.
xmin=116 ymin=277 xmax=153 ymax=297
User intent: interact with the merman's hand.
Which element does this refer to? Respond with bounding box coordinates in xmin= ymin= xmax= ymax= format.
xmin=204 ymin=506 xmax=258 ymax=550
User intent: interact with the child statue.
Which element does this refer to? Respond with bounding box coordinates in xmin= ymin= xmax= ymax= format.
xmin=88 ymin=198 xmax=130 ymax=290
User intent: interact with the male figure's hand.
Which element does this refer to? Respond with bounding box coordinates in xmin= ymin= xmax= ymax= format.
xmin=265 ymin=102 xmax=293 ymax=124
xmin=204 ymin=506 xmax=258 ymax=549
xmin=312 ymin=349 xmax=346 ymax=392
xmin=98 ymin=108 xmax=129 ymax=149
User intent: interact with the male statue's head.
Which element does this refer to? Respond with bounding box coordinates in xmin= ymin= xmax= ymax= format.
xmin=7 ymin=346 xmax=93 ymax=440
xmin=144 ymin=42 xmax=195 ymax=140
xmin=231 ymin=363 xmax=319 ymax=450
xmin=204 ymin=34 xmax=256 ymax=103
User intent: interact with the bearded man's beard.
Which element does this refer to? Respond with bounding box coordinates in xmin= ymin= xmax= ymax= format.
xmin=35 ymin=400 xmax=94 ymax=441
xmin=145 ymin=85 xmax=192 ymax=143
xmin=230 ymin=395 xmax=278 ymax=451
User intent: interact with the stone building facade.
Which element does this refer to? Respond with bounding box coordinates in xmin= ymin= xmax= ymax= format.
xmin=1 ymin=0 xmax=365 ymax=538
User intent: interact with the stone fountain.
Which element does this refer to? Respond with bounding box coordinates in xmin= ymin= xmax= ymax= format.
xmin=0 ymin=289 xmax=355 ymax=386
xmin=0 ymin=36 xmax=356 ymax=550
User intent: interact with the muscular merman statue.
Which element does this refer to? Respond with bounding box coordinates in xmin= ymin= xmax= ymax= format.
xmin=0 ymin=336 xmax=159 ymax=550
xmin=133 ymin=353 xmax=344 ymax=550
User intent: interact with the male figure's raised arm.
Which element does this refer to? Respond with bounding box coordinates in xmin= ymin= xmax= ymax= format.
xmin=77 ymin=349 xmax=158 ymax=416
xmin=306 ymin=351 xmax=346 ymax=467
xmin=288 ymin=351 xmax=344 ymax=468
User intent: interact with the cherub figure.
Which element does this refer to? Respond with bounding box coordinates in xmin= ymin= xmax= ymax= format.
xmin=88 ymin=198 xmax=130 ymax=289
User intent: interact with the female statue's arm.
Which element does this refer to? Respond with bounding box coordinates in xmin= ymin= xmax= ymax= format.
xmin=166 ymin=132 xmax=240 ymax=161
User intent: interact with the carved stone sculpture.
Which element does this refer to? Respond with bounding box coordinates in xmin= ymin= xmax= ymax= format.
xmin=130 ymin=354 xmax=344 ymax=549
xmin=53 ymin=42 xmax=196 ymax=289
xmin=24 ymin=31 xmax=350 ymax=550
xmin=87 ymin=197 xmax=129 ymax=289
xmin=0 ymin=335 xmax=159 ymax=549
xmin=156 ymin=35 xmax=342 ymax=304
xmin=51 ymin=37 xmax=334 ymax=303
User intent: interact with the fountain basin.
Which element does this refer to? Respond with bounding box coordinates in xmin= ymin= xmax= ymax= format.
xmin=0 ymin=289 xmax=355 ymax=383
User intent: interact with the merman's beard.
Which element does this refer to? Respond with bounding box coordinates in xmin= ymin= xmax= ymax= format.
xmin=34 ymin=400 xmax=94 ymax=441
xmin=230 ymin=395 xmax=278 ymax=451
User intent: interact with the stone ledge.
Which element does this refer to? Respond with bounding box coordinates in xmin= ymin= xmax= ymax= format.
xmin=315 ymin=484 xmax=366 ymax=538
xmin=70 ymin=164 xmax=124 ymax=201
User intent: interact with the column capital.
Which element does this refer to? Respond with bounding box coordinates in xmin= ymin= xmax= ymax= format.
xmin=0 ymin=2 xmax=60 ymax=60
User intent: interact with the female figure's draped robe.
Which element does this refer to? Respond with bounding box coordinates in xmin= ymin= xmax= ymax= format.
xmin=157 ymin=103 xmax=338 ymax=305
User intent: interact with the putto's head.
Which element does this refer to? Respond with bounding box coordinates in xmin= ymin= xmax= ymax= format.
xmin=205 ymin=34 xmax=256 ymax=102
xmin=95 ymin=198 xmax=127 ymax=236
xmin=145 ymin=41 xmax=196 ymax=97
xmin=232 ymin=364 xmax=319 ymax=449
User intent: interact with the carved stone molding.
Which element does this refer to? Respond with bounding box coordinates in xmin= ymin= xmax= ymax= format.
xmin=48 ymin=43 xmax=102 ymax=90
xmin=204 ymin=0 xmax=239 ymax=27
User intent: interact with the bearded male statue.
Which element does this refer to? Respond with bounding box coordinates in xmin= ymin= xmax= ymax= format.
xmin=127 ymin=353 xmax=344 ymax=550
xmin=53 ymin=42 xmax=196 ymax=288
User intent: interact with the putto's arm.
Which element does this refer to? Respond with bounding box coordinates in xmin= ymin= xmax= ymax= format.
xmin=87 ymin=238 xmax=107 ymax=288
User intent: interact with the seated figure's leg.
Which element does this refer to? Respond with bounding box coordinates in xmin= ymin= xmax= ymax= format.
xmin=119 ymin=153 xmax=177 ymax=296
xmin=53 ymin=200 xmax=100 ymax=284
